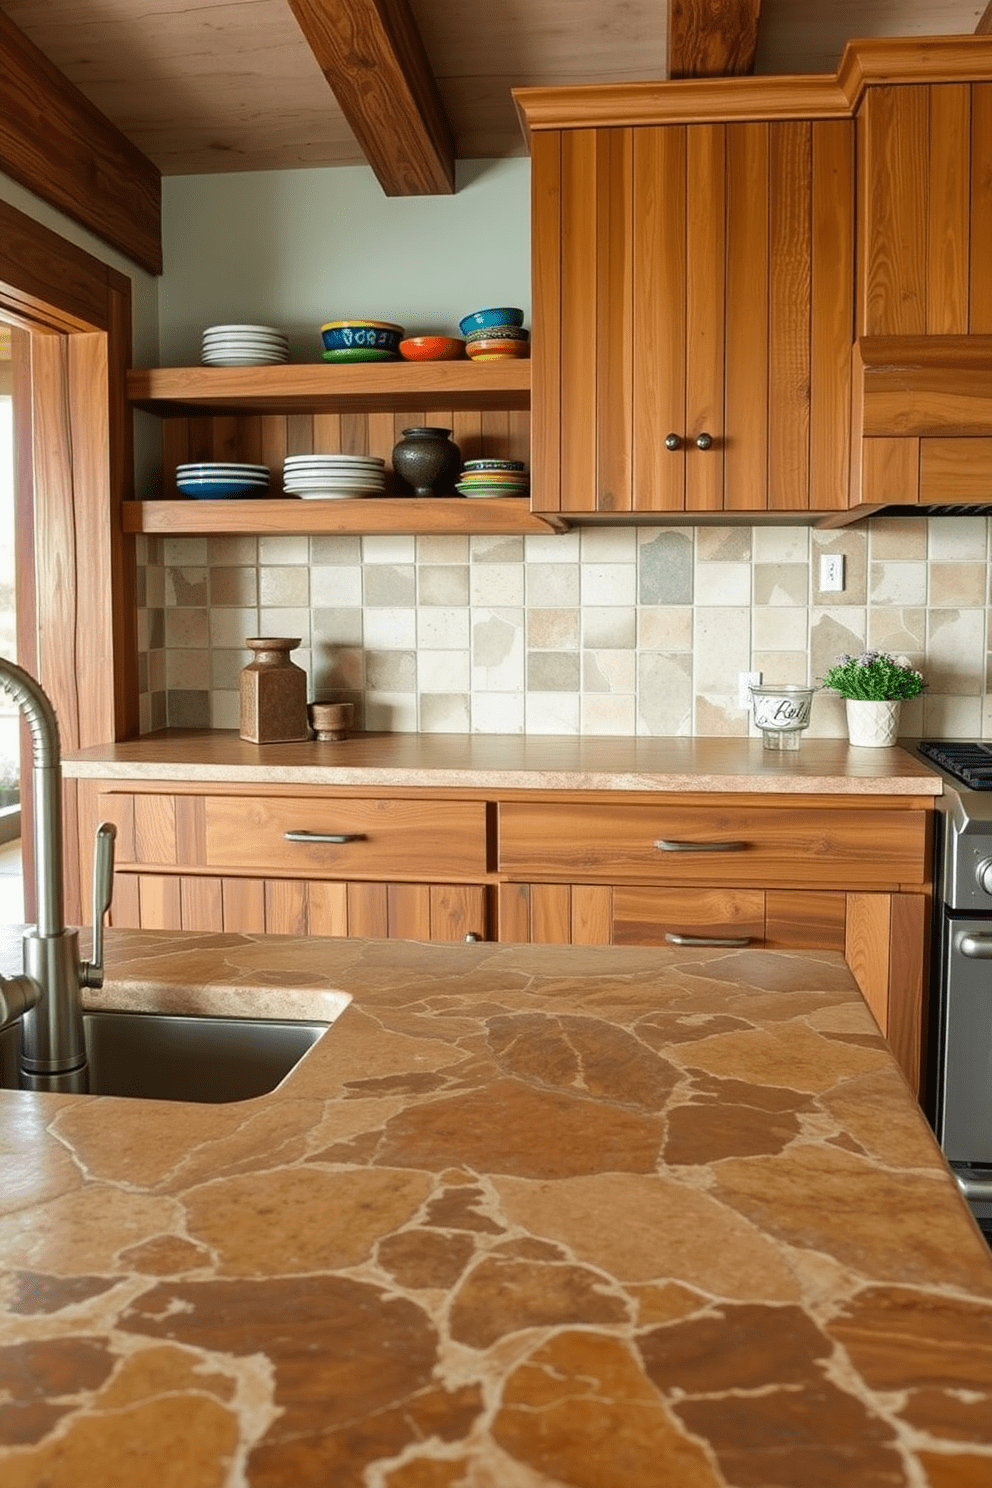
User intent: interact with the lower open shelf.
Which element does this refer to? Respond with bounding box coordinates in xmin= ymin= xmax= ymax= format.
xmin=121 ymin=498 xmax=567 ymax=536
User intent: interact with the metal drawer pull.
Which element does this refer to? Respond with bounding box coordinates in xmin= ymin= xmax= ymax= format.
xmin=957 ymin=932 xmax=992 ymax=959
xmin=955 ymin=1170 xmax=992 ymax=1203
xmin=284 ymin=831 xmax=367 ymax=844
xmin=665 ymin=932 xmax=751 ymax=947
xmin=655 ymin=839 xmax=747 ymax=853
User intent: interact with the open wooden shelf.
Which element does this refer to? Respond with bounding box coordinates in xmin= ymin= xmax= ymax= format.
xmin=121 ymin=497 xmax=564 ymax=537
xmin=127 ymin=360 xmax=531 ymax=416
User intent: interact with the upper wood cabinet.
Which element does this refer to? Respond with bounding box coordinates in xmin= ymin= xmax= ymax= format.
xmin=522 ymin=99 xmax=855 ymax=516
xmin=856 ymin=81 xmax=992 ymax=338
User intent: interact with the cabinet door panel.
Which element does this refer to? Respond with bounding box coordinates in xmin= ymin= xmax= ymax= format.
xmin=597 ymin=128 xmax=633 ymax=513
xmin=137 ymin=874 xmax=181 ymax=930
xmin=858 ymin=85 xmax=930 ymax=335
xmin=919 ymin=438 xmax=992 ymax=502
xmin=765 ymin=890 xmax=846 ymax=950
xmin=767 ymin=121 xmax=812 ymax=511
xmin=811 ymin=120 xmax=855 ymax=509
xmin=559 ymin=129 xmax=601 ymax=513
xmin=928 ymin=84 xmax=971 ymax=335
xmin=428 ymin=884 xmax=487 ymax=942
xmin=306 ymin=881 xmax=348 ymax=937
xmin=685 ymin=123 xmax=725 ymax=511
xmin=725 ymin=121 xmax=769 ymax=512
xmin=180 ymin=875 xmax=223 ymax=931
xmin=633 ymin=126 xmax=686 ymax=511
xmin=222 ymin=876 xmax=267 ymax=933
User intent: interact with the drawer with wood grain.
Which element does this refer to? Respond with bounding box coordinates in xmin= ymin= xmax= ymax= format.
xmin=100 ymin=790 xmax=488 ymax=879
xmin=496 ymin=802 xmax=928 ymax=889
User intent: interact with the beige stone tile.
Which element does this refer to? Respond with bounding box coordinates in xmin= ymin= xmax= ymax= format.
xmin=581 ymin=563 xmax=637 ymax=606
xmin=528 ymin=651 xmax=580 ymax=691
xmin=695 ymin=694 xmax=748 ymax=735
xmin=752 ymin=607 xmax=807 ymax=652
xmin=525 ymin=692 xmax=581 ymax=733
xmin=364 ymin=564 xmax=415 ymax=607
xmin=364 ymin=691 xmax=418 ymax=730
xmin=752 ymin=527 xmax=810 ymax=563
xmin=924 ymin=694 xmax=983 ymax=736
xmin=164 ymin=609 xmax=209 ymax=649
xmin=311 ymin=565 xmax=363 ymax=607
xmin=165 ymin=567 xmax=208 ymax=607
xmin=417 ymin=534 xmax=469 ymax=563
xmin=417 ymin=565 xmax=470 ymax=606
xmin=583 ymin=606 xmax=636 ymax=648
xmin=869 ymin=561 xmax=927 ymax=606
xmin=311 ymin=535 xmax=362 ymax=564
xmin=867 ymin=607 xmax=925 ymax=653
xmin=637 ymin=653 xmax=692 ymax=735
xmin=694 ymin=607 xmax=750 ymax=692
xmin=926 ymin=609 xmax=985 ymax=693
xmin=471 ymin=692 xmax=525 ymax=732
xmin=417 ymin=608 xmax=470 ymax=650
xmin=420 ymin=694 xmax=471 ymax=732
xmin=472 ymin=610 xmax=525 ymax=690
xmin=928 ymin=562 xmax=988 ymax=607
xmin=582 ymin=693 xmax=637 ymax=734
xmin=209 ymin=607 xmax=258 ymax=650
xmin=164 ymin=537 xmax=207 ymax=565
xmin=525 ymin=529 xmax=581 ymax=561
xmin=208 ymin=534 xmax=257 ymax=565
xmin=471 ymin=534 xmax=524 ymax=563
xmin=527 ymin=608 xmax=580 ymax=648
xmin=211 ymin=690 xmax=240 ymax=729
xmin=639 ymin=607 xmax=693 ymax=651
xmin=753 ymin=564 xmax=808 ymax=606
xmin=868 ymin=517 xmax=927 ymax=560
xmin=928 ymin=516 xmax=989 ymax=560
xmin=418 ymin=650 xmax=470 ymax=692
xmin=580 ymin=527 xmax=637 ymax=562
xmin=258 ymin=607 xmax=309 ymax=643
xmin=364 ymin=534 xmax=416 ymax=563
xmin=694 ymin=561 xmax=751 ymax=606
xmin=364 ymin=609 xmax=416 ymax=648
xmin=583 ymin=650 xmax=636 ymax=693
xmin=809 ymin=610 xmax=867 ymax=682
xmin=259 ymin=534 xmax=309 ymax=564
xmin=471 ymin=563 xmax=525 ymax=607
xmin=525 ymin=562 xmax=580 ymax=606
xmin=811 ymin=531 xmax=867 ymax=604
xmin=751 ymin=653 xmax=809 ymax=686
xmin=209 ymin=567 xmax=257 ymax=607
xmin=166 ymin=650 xmax=210 ymax=689
xmin=697 ymin=527 xmax=751 ymax=562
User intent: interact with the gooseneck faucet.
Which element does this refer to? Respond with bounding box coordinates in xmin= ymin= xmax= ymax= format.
xmin=0 ymin=657 xmax=115 ymax=1092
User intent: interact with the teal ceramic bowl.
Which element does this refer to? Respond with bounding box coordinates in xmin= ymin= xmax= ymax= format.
xmin=458 ymin=307 xmax=525 ymax=335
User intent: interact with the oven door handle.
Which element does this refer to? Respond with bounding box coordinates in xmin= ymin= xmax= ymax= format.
xmin=955 ymin=931 xmax=992 ymax=959
xmin=954 ymin=1170 xmax=992 ymax=1203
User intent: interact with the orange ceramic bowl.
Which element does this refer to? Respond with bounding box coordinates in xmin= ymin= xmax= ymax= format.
xmin=465 ymin=338 xmax=530 ymax=361
xmin=399 ymin=336 xmax=465 ymax=361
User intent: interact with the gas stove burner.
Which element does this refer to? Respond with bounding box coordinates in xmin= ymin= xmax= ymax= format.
xmin=918 ymin=741 xmax=992 ymax=789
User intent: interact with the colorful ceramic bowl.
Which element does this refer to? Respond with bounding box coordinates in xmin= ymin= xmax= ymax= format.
xmin=464 ymin=325 xmax=529 ymax=344
xmin=320 ymin=321 xmax=404 ymax=354
xmin=462 ymin=459 xmax=526 ymax=472
xmin=321 ymin=347 xmax=399 ymax=363
xmin=399 ymin=336 xmax=465 ymax=361
xmin=465 ymin=338 xmax=530 ymax=361
xmin=459 ymin=306 xmax=525 ymax=335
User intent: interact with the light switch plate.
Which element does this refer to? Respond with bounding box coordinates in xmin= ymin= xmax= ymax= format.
xmin=820 ymin=553 xmax=845 ymax=592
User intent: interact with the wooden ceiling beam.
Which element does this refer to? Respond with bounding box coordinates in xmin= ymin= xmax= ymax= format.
xmin=977 ymin=4 xmax=992 ymax=35
xmin=286 ymin=0 xmax=454 ymax=195
xmin=0 ymin=11 xmax=161 ymax=275
xmin=668 ymin=0 xmax=762 ymax=79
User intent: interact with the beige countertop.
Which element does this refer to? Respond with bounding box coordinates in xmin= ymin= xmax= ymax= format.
xmin=1 ymin=930 xmax=989 ymax=1486
xmin=62 ymin=730 xmax=944 ymax=795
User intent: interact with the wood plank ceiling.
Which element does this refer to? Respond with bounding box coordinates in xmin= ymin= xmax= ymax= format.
xmin=1 ymin=0 xmax=990 ymax=209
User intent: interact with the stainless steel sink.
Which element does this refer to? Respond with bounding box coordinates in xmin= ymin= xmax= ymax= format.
xmin=0 ymin=1009 xmax=330 ymax=1103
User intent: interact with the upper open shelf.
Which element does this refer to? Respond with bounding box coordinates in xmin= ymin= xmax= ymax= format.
xmin=127 ymin=360 xmax=531 ymax=417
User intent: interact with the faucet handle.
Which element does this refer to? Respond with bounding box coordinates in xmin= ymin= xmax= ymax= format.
xmin=82 ymin=822 xmax=116 ymax=989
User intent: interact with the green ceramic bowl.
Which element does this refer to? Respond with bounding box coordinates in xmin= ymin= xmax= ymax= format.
xmin=321 ymin=348 xmax=399 ymax=363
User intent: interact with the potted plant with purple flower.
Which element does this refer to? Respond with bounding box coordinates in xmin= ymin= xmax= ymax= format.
xmin=820 ymin=651 xmax=925 ymax=747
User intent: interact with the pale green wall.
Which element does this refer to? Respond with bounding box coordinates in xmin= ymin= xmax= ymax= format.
xmin=158 ymin=157 xmax=531 ymax=365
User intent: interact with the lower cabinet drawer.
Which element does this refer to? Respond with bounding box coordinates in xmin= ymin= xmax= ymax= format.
xmin=203 ymin=796 xmax=488 ymax=878
xmin=102 ymin=790 xmax=488 ymax=879
xmin=497 ymin=802 xmax=927 ymax=888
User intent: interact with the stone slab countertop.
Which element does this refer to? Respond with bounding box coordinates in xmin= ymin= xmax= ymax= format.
xmin=2 ymin=930 xmax=990 ymax=1487
xmin=61 ymin=730 xmax=944 ymax=795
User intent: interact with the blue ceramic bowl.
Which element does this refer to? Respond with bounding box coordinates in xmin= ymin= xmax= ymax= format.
xmin=320 ymin=321 xmax=403 ymax=354
xmin=458 ymin=306 xmax=525 ymax=335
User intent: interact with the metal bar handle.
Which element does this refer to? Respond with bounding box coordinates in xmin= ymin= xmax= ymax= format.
xmin=956 ymin=932 xmax=992 ymax=959
xmin=665 ymin=932 xmax=752 ymax=947
xmin=284 ymin=831 xmax=367 ymax=844
xmin=655 ymin=839 xmax=748 ymax=853
xmin=955 ymin=1171 xmax=992 ymax=1203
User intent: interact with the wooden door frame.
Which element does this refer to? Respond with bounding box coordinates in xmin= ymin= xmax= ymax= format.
xmin=0 ymin=197 xmax=137 ymax=921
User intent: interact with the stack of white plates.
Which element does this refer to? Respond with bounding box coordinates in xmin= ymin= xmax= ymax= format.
xmin=201 ymin=324 xmax=290 ymax=366
xmin=176 ymin=462 xmax=271 ymax=499
xmin=283 ymin=454 xmax=386 ymax=500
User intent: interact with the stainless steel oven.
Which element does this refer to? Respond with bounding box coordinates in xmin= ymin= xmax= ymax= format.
xmin=918 ymin=741 xmax=992 ymax=1243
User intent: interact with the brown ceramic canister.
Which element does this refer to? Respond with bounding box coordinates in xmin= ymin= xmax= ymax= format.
xmin=239 ymin=637 xmax=309 ymax=743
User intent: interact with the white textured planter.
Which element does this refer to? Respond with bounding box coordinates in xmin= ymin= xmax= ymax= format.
xmin=845 ymin=698 xmax=902 ymax=747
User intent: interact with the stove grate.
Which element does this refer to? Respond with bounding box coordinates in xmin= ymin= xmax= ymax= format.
xmin=918 ymin=741 xmax=992 ymax=789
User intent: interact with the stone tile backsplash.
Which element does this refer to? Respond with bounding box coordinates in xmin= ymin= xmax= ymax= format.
xmin=136 ymin=515 xmax=992 ymax=739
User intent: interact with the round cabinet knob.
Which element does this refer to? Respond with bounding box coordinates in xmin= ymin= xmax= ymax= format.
xmin=976 ymin=859 xmax=992 ymax=896
xmin=695 ymin=432 xmax=713 ymax=450
xmin=664 ymin=433 xmax=682 ymax=451
xmin=464 ymin=932 xmax=482 ymax=943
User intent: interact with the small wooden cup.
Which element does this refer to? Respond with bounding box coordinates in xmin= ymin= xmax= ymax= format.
xmin=308 ymin=701 xmax=355 ymax=742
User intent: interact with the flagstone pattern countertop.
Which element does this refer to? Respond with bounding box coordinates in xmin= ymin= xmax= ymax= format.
xmin=2 ymin=931 xmax=990 ymax=1486
xmin=62 ymin=731 xmax=943 ymax=795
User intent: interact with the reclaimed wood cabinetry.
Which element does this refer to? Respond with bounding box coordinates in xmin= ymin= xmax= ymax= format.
xmin=849 ymin=50 xmax=992 ymax=511
xmin=78 ymin=769 xmax=932 ymax=1092
xmin=520 ymin=84 xmax=855 ymax=516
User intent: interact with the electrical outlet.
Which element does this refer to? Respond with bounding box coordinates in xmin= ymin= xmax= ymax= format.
xmin=739 ymin=671 xmax=761 ymax=710
xmin=820 ymin=553 xmax=845 ymax=592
